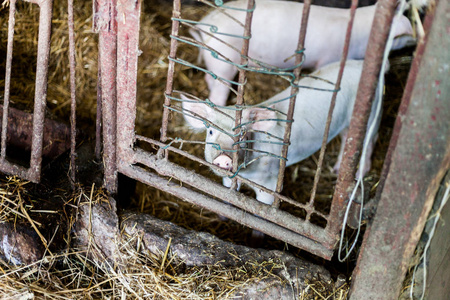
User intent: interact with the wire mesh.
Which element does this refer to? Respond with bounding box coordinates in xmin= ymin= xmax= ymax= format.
xmin=113 ymin=0 xmax=402 ymax=259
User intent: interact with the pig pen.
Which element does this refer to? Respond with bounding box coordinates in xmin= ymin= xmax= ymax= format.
xmin=0 ymin=0 xmax=423 ymax=298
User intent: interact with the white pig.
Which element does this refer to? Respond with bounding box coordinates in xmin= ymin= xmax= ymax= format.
xmin=182 ymin=60 xmax=380 ymax=205
xmin=189 ymin=0 xmax=413 ymax=106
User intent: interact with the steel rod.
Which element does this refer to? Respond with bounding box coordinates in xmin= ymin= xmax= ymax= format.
xmin=1 ymin=0 xmax=16 ymax=160
xmin=307 ymin=0 xmax=359 ymax=218
xmin=28 ymin=0 xmax=53 ymax=182
xmin=231 ymin=0 xmax=254 ymax=191
xmin=326 ymin=0 xmax=397 ymax=240
xmin=273 ymin=0 xmax=311 ymax=207
xmin=160 ymin=0 xmax=181 ymax=150
xmin=68 ymin=0 xmax=77 ymax=186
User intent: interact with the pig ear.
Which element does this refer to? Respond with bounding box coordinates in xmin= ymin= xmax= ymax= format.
xmin=181 ymin=94 xmax=210 ymax=130
xmin=243 ymin=107 xmax=277 ymax=132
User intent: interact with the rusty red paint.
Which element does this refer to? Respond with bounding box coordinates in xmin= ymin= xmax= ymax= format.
xmin=115 ymin=0 xmax=141 ymax=168
xmin=96 ymin=0 xmax=118 ymax=193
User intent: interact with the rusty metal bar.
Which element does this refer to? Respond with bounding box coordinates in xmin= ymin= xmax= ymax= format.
xmin=28 ymin=0 xmax=53 ymax=182
xmin=230 ymin=0 xmax=254 ymax=191
xmin=130 ymin=148 xmax=331 ymax=245
xmin=95 ymin=49 xmax=102 ymax=161
xmin=118 ymin=161 xmax=334 ymax=259
xmin=160 ymin=0 xmax=181 ymax=150
xmin=115 ymin=0 xmax=141 ymax=168
xmin=68 ymin=0 xmax=77 ymax=186
xmin=94 ymin=0 xmax=118 ymax=193
xmin=326 ymin=0 xmax=397 ymax=243
xmin=273 ymin=0 xmax=311 ymax=208
xmin=307 ymin=0 xmax=359 ymax=216
xmin=349 ymin=0 xmax=450 ymax=297
xmin=1 ymin=0 xmax=16 ymax=160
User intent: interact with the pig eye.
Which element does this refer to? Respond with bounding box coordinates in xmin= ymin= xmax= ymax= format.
xmin=209 ymin=129 xmax=214 ymax=135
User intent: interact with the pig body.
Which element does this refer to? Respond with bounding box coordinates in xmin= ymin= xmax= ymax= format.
xmin=183 ymin=60 xmax=380 ymax=205
xmin=190 ymin=0 xmax=413 ymax=105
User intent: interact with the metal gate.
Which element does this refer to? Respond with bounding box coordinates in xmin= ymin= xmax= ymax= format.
xmin=93 ymin=0 xmax=403 ymax=260
xmin=0 ymin=0 xmax=422 ymax=261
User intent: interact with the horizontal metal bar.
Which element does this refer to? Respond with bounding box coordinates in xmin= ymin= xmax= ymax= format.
xmin=0 ymin=159 xmax=38 ymax=182
xmin=118 ymin=162 xmax=334 ymax=260
xmin=125 ymin=147 xmax=332 ymax=246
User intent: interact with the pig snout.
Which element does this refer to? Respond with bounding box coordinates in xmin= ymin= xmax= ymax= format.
xmin=213 ymin=154 xmax=233 ymax=171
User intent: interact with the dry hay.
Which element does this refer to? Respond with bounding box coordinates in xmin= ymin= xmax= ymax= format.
xmin=0 ymin=177 xmax=349 ymax=299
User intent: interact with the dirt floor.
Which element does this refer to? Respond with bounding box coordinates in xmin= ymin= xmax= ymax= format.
xmin=0 ymin=0 xmax=417 ymax=298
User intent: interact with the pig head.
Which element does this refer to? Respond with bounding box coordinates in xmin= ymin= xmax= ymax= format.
xmin=182 ymin=60 xmax=381 ymax=206
xmin=182 ymin=96 xmax=285 ymax=205
xmin=189 ymin=0 xmax=413 ymax=106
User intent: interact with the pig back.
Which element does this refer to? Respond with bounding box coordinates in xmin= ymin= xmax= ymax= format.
xmin=282 ymin=60 xmax=363 ymax=165
xmin=195 ymin=0 xmax=361 ymax=70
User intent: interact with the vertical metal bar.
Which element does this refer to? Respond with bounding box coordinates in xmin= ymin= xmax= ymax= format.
xmin=28 ymin=0 xmax=53 ymax=182
xmin=307 ymin=0 xmax=359 ymax=217
xmin=160 ymin=0 xmax=181 ymax=151
xmin=93 ymin=0 xmax=103 ymax=161
xmin=273 ymin=0 xmax=311 ymax=207
xmin=116 ymin=0 xmax=141 ymax=166
xmin=349 ymin=1 xmax=449 ymax=296
xmin=96 ymin=49 xmax=103 ymax=161
xmin=231 ymin=0 xmax=254 ymax=190
xmin=326 ymin=0 xmax=397 ymax=241
xmin=68 ymin=0 xmax=77 ymax=186
xmin=95 ymin=0 xmax=118 ymax=194
xmin=1 ymin=0 xmax=16 ymax=160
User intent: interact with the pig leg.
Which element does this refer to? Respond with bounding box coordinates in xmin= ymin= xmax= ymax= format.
xmin=205 ymin=72 xmax=236 ymax=107
xmin=249 ymin=175 xmax=278 ymax=206
xmin=333 ymin=128 xmax=349 ymax=174
xmin=203 ymin=53 xmax=239 ymax=106
xmin=218 ymin=177 xmax=241 ymax=222
xmin=222 ymin=176 xmax=241 ymax=191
